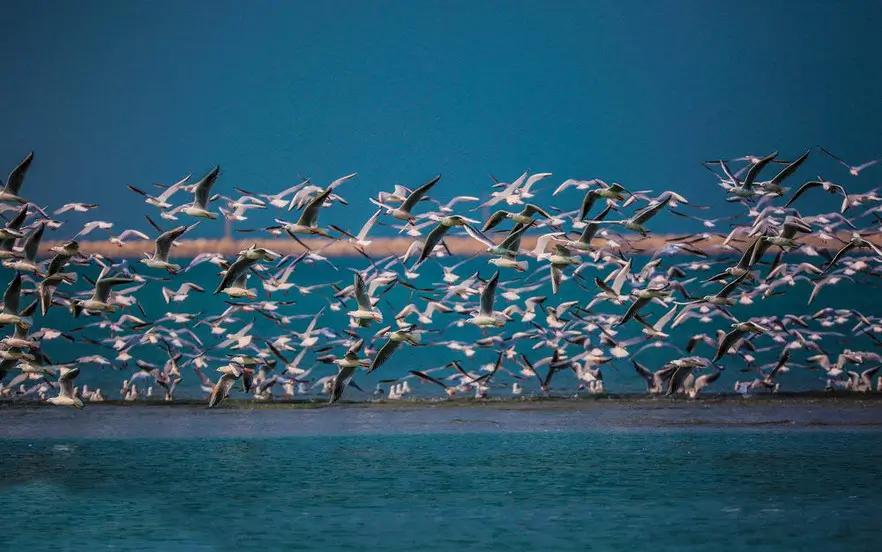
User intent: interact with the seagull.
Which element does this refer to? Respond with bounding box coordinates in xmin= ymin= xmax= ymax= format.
xmin=208 ymin=364 xmax=252 ymax=408
xmin=597 ymin=192 xmax=682 ymax=235
xmin=46 ymin=366 xmax=84 ymax=408
xmin=482 ymin=203 xmax=551 ymax=232
xmin=784 ymin=177 xmax=847 ymax=210
xmin=756 ymin=149 xmax=810 ymax=196
xmin=632 ymin=360 xmax=676 ymax=394
xmin=161 ymin=283 xmax=206 ymax=303
xmin=140 ymin=223 xmax=198 ymax=273
xmin=0 ymin=274 xmax=33 ymax=329
xmin=330 ymin=209 xmax=381 ymax=248
xmin=348 ymin=273 xmax=383 ymax=327
xmin=409 ymin=369 xmax=457 ymax=397
xmin=822 ymin=233 xmax=882 ymax=274
xmin=713 ymin=321 xmax=768 ymax=363
xmin=819 ymin=147 xmax=882 ymax=177
xmin=634 ymin=305 xmax=679 ymax=339
xmin=0 ymin=152 xmax=34 ymax=204
xmin=469 ymin=271 xmax=506 ymax=330
xmin=127 ymin=174 xmax=190 ymax=209
xmin=0 ymin=204 xmax=29 ymax=241
xmin=615 ymin=284 xmax=671 ymax=327
xmin=329 ymin=339 xmax=370 ymax=404
xmin=70 ymin=269 xmax=136 ymax=317
xmin=367 ymin=324 xmax=421 ymax=373
xmin=276 ymin=187 xmax=334 ymax=237
xmin=560 ymin=204 xmax=614 ymax=252
xmin=181 ymin=165 xmax=220 ymax=219
xmin=2 ymin=222 xmax=44 ymax=275
xmin=846 ymin=366 xmax=880 ymax=392
xmin=749 ymin=216 xmax=813 ymax=266
xmin=578 ymin=181 xmax=628 ymax=219
xmin=414 ymin=215 xmax=480 ymax=267
xmin=214 ymin=245 xmax=280 ymax=295
xmin=718 ymin=151 xmax=778 ymax=200
xmin=371 ymin=175 xmax=440 ymax=222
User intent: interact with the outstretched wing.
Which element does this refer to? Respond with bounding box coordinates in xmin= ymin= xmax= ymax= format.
xmin=296 ymin=188 xmax=332 ymax=227
xmin=3 ymin=151 xmax=34 ymax=196
xmin=367 ymin=339 xmax=403 ymax=374
xmin=769 ymin=149 xmax=810 ymax=186
xmin=416 ymin=223 xmax=451 ymax=266
xmin=400 ymin=175 xmax=440 ymax=213
xmin=480 ymin=271 xmax=500 ymax=315
xmin=3 ymin=273 xmax=22 ymax=314
xmin=193 ymin=166 xmax=220 ymax=209
xmin=783 ymin=181 xmax=822 ymax=208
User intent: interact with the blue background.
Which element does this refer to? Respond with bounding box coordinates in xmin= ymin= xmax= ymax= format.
xmin=3 ymin=0 xmax=882 ymax=237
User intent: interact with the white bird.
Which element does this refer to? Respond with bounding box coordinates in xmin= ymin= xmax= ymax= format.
xmin=46 ymin=366 xmax=84 ymax=408
xmin=182 ymin=166 xmax=220 ymax=219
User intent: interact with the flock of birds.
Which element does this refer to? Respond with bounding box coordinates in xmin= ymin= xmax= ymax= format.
xmin=2 ymin=146 xmax=882 ymax=409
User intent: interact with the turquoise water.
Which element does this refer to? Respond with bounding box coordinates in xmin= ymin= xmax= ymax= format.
xmin=2 ymin=405 xmax=881 ymax=551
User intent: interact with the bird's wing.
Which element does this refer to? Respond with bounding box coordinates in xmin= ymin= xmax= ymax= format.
xmin=480 ymin=271 xmax=500 ymax=315
xmin=783 ymin=181 xmax=822 ymax=208
xmin=632 ymin=360 xmax=653 ymax=384
xmin=742 ymin=151 xmax=778 ymax=189
xmin=498 ymin=222 xmax=532 ymax=251
xmin=822 ymin=242 xmax=856 ymax=274
xmin=482 ymin=210 xmax=509 ymax=232
xmin=208 ymin=373 xmax=237 ymax=408
xmin=550 ymin=265 xmax=562 ymax=294
xmin=578 ymin=190 xmax=599 ymax=220
xmin=718 ymin=160 xmax=741 ymax=188
xmin=367 ymin=339 xmax=403 ymax=374
xmin=400 ymin=175 xmax=440 ymax=212
xmin=617 ymin=296 xmax=649 ymax=326
xmin=296 ymin=188 xmax=332 ymax=227
xmin=523 ymin=203 xmax=551 ymax=219
xmin=3 ymin=152 xmax=34 ymax=195
xmin=655 ymin=306 xmax=679 ymax=330
xmin=818 ymin=147 xmax=850 ymax=168
xmin=611 ymin=260 xmax=632 ymax=294
xmin=58 ymin=367 xmax=80 ymax=397
xmin=194 ymin=166 xmax=220 ymax=208
xmin=356 ymin=209 xmax=382 ymax=240
xmin=215 ymin=256 xmax=253 ymax=293
xmin=769 ymin=149 xmax=810 ymax=186
xmin=3 ymin=273 xmax=22 ymax=314
xmin=696 ymin=369 xmax=723 ymax=388
xmin=353 ymin=273 xmax=372 ymax=310
xmin=22 ymin=223 xmax=45 ymax=261
xmin=416 ymin=223 xmax=451 ymax=266
xmin=631 ymin=195 xmax=672 ymax=225
xmin=94 ymin=277 xmax=135 ymax=303
xmin=718 ymin=271 xmax=748 ymax=298
xmin=154 ymin=225 xmax=189 ymax=260
xmin=408 ymin=370 xmax=449 ymax=390
xmin=713 ymin=329 xmax=745 ymax=362
xmin=330 ymin=365 xmax=357 ymax=403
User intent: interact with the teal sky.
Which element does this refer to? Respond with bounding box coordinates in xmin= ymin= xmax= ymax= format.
xmin=2 ymin=0 xmax=882 ymax=236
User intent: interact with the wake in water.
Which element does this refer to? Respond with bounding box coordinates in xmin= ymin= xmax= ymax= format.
xmin=2 ymin=148 xmax=882 ymax=408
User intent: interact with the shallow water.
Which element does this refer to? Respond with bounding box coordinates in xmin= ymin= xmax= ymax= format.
xmin=2 ymin=405 xmax=881 ymax=551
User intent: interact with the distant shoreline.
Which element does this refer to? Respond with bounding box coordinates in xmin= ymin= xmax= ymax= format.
xmin=36 ymin=234 xmax=869 ymax=259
